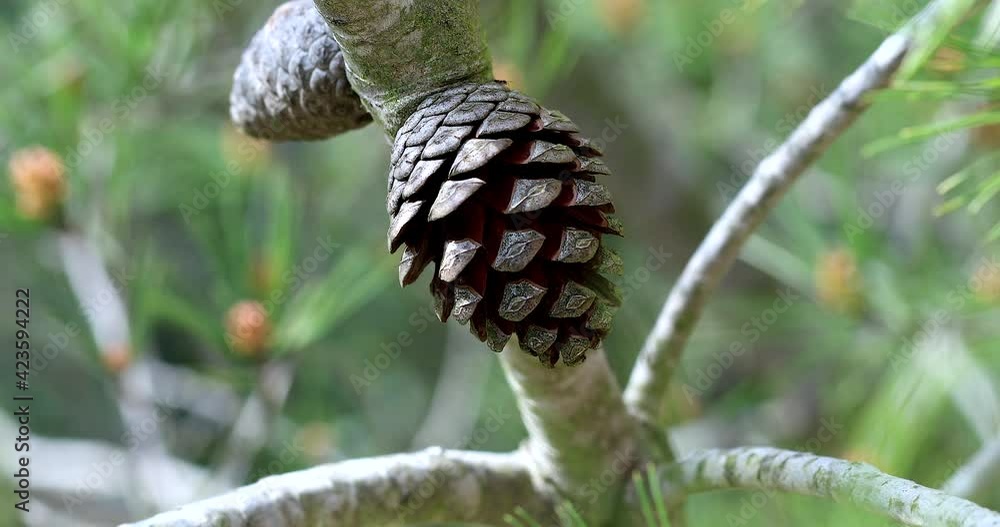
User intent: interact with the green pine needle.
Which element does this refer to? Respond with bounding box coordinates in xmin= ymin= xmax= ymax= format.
xmin=633 ymin=470 xmax=658 ymax=527
xmin=646 ymin=464 xmax=672 ymax=527
xmin=514 ymin=506 xmax=545 ymax=527
xmin=896 ymin=0 xmax=979 ymax=82
xmin=864 ymin=111 xmax=1000 ymax=157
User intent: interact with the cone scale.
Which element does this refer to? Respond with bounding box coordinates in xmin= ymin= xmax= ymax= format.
xmin=387 ymin=82 xmax=623 ymax=367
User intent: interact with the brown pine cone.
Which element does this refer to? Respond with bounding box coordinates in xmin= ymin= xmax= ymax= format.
xmin=387 ymin=82 xmax=623 ymax=367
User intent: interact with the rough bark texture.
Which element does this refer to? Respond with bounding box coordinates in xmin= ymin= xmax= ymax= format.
xmin=500 ymin=344 xmax=639 ymax=523
xmin=230 ymin=0 xmax=371 ymax=140
xmin=636 ymin=447 xmax=1000 ymax=527
xmin=122 ymin=449 xmax=548 ymax=527
xmin=313 ymin=0 xmax=493 ymax=134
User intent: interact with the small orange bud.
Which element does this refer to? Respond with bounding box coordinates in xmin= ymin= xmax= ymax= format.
xmin=492 ymin=61 xmax=525 ymax=92
xmin=101 ymin=344 xmax=133 ymax=374
xmin=928 ymin=47 xmax=966 ymax=74
xmin=972 ymin=260 xmax=1000 ymax=304
xmin=815 ymin=247 xmax=863 ymax=314
xmin=970 ymin=103 xmax=1000 ymax=150
xmin=8 ymin=146 xmax=67 ymax=221
xmin=225 ymin=301 xmax=272 ymax=356
xmin=597 ymin=0 xmax=645 ymax=35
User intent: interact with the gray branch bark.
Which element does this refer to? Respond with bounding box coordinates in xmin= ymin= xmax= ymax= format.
xmin=633 ymin=447 xmax=1000 ymax=527
xmin=121 ymin=449 xmax=548 ymax=527
xmin=500 ymin=345 xmax=639 ymax=523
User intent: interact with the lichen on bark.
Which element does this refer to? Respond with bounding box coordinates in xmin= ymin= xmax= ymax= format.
xmin=313 ymin=0 xmax=493 ymax=134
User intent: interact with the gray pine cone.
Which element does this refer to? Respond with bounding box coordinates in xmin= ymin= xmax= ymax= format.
xmin=230 ymin=0 xmax=371 ymax=141
xmin=388 ymin=82 xmax=623 ymax=367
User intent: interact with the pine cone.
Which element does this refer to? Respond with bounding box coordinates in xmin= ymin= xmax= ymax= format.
xmin=387 ymin=82 xmax=623 ymax=367
xmin=230 ymin=0 xmax=371 ymax=141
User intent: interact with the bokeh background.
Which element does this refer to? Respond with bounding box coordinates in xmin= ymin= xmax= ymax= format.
xmin=1 ymin=0 xmax=999 ymax=525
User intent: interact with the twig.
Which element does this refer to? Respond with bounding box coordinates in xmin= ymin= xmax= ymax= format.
xmin=57 ymin=230 xmax=177 ymax=515
xmin=120 ymin=448 xmax=549 ymax=527
xmin=944 ymin=436 xmax=1000 ymax=500
xmin=123 ymin=358 xmax=242 ymax=427
xmin=637 ymin=447 xmax=1000 ymax=527
xmin=623 ymin=0 xmax=970 ymax=428
xmin=56 ymin=231 xmax=131 ymax=362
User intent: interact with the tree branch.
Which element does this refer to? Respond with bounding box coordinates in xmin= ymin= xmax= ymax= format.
xmin=944 ymin=436 xmax=1000 ymax=501
xmin=635 ymin=447 xmax=1000 ymax=527
xmin=312 ymin=0 xmax=492 ymax=133
xmin=120 ymin=448 xmax=549 ymax=527
xmin=57 ymin=230 xmax=179 ymax=514
xmin=623 ymin=0 xmax=968 ymax=428
xmin=499 ymin=344 xmax=639 ymax=523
